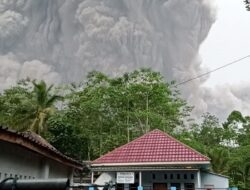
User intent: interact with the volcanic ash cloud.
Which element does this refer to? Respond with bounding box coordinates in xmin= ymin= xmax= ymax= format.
xmin=2 ymin=0 xmax=247 ymax=120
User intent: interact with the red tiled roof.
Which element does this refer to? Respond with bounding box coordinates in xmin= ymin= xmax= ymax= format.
xmin=92 ymin=129 xmax=210 ymax=165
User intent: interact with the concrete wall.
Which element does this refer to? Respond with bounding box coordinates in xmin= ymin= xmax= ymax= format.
xmin=95 ymin=171 xmax=229 ymax=189
xmin=0 ymin=141 xmax=73 ymax=181
xmin=95 ymin=171 xmax=199 ymax=189
xmin=201 ymin=172 xmax=229 ymax=188
xmin=141 ymin=171 xmax=198 ymax=189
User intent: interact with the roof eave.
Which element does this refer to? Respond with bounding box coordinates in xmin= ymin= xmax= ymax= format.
xmin=91 ymin=161 xmax=210 ymax=167
xmin=0 ymin=127 xmax=83 ymax=170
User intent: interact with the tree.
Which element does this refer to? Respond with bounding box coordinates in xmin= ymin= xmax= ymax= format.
xmin=244 ymin=0 xmax=250 ymax=11
xmin=62 ymin=69 xmax=191 ymax=159
xmin=47 ymin=110 xmax=89 ymax=160
xmin=30 ymin=80 xmax=62 ymax=135
xmin=223 ymin=110 xmax=246 ymax=147
xmin=229 ymin=145 xmax=250 ymax=188
xmin=207 ymin=148 xmax=230 ymax=175
xmin=0 ymin=80 xmax=62 ymax=135
xmin=0 ymin=80 xmax=34 ymax=130
xmin=194 ymin=113 xmax=224 ymax=147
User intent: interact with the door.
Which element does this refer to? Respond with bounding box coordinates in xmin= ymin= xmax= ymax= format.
xmin=184 ymin=183 xmax=195 ymax=190
xmin=153 ymin=183 xmax=167 ymax=190
xmin=170 ymin=183 xmax=181 ymax=190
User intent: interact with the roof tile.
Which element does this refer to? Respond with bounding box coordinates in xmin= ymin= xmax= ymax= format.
xmin=92 ymin=129 xmax=209 ymax=164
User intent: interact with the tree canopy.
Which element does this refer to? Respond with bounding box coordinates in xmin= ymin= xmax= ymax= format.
xmin=0 ymin=69 xmax=250 ymax=188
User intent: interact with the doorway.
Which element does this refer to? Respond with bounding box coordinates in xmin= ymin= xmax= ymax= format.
xmin=153 ymin=183 xmax=167 ymax=190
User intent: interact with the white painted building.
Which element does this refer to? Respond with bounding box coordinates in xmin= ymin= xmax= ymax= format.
xmin=91 ymin=129 xmax=229 ymax=190
xmin=0 ymin=126 xmax=82 ymax=183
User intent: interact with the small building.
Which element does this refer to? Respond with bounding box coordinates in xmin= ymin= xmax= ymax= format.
xmin=91 ymin=129 xmax=229 ymax=190
xmin=0 ymin=126 xmax=83 ymax=183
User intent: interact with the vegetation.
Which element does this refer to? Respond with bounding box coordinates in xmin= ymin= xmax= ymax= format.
xmin=0 ymin=69 xmax=250 ymax=188
xmin=244 ymin=0 xmax=250 ymax=11
xmin=0 ymin=79 xmax=62 ymax=135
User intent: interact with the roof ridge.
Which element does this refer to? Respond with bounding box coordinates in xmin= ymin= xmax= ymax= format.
xmin=92 ymin=128 xmax=210 ymax=165
xmin=93 ymin=130 xmax=156 ymax=163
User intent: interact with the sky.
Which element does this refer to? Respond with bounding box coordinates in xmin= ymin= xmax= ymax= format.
xmin=200 ymin=0 xmax=250 ymax=87
xmin=0 ymin=0 xmax=249 ymax=120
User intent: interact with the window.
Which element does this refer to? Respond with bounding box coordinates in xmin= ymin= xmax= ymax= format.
xmin=190 ymin=174 xmax=194 ymax=179
xmin=184 ymin=174 xmax=187 ymax=179
xmin=164 ymin=174 xmax=167 ymax=179
xmin=170 ymin=174 xmax=173 ymax=179
xmin=177 ymin=174 xmax=180 ymax=179
xmin=152 ymin=173 xmax=156 ymax=179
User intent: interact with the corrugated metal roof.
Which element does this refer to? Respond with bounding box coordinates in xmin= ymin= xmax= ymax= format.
xmin=92 ymin=129 xmax=210 ymax=166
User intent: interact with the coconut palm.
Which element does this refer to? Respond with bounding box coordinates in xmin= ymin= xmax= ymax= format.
xmin=29 ymin=80 xmax=62 ymax=135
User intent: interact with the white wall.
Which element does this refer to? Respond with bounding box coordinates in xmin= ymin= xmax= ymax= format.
xmin=142 ymin=171 xmax=198 ymax=189
xmin=95 ymin=171 xmax=198 ymax=189
xmin=201 ymin=172 xmax=229 ymax=188
xmin=96 ymin=171 xmax=229 ymax=189
xmin=0 ymin=141 xmax=73 ymax=181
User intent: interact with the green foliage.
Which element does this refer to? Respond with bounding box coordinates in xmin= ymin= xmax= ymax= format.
xmin=191 ymin=113 xmax=224 ymax=147
xmin=30 ymin=80 xmax=62 ymax=135
xmin=0 ymin=80 xmax=35 ymax=130
xmin=176 ymin=111 xmax=250 ymax=188
xmin=1 ymin=71 xmax=250 ymax=188
xmin=0 ymin=79 xmax=62 ymax=135
xmin=207 ymin=147 xmax=230 ymax=175
xmin=229 ymin=145 xmax=250 ymax=188
xmin=61 ymin=69 xmax=191 ymax=159
xmin=47 ymin=111 xmax=89 ymax=160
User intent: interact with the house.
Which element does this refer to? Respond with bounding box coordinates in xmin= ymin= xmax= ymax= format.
xmin=0 ymin=126 xmax=83 ymax=184
xmin=91 ymin=129 xmax=229 ymax=190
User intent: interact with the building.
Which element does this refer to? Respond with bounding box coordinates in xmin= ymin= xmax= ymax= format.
xmin=0 ymin=126 xmax=83 ymax=183
xmin=91 ymin=129 xmax=229 ymax=190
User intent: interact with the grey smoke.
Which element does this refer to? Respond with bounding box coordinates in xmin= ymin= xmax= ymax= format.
xmin=0 ymin=0 xmax=247 ymax=120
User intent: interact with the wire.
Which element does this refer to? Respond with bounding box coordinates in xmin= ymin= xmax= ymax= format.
xmin=176 ymin=54 xmax=250 ymax=86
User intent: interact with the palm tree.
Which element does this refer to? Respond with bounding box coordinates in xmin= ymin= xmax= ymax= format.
xmin=29 ymin=80 xmax=62 ymax=135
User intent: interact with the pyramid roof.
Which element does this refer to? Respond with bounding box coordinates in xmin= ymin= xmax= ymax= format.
xmin=92 ymin=129 xmax=210 ymax=166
